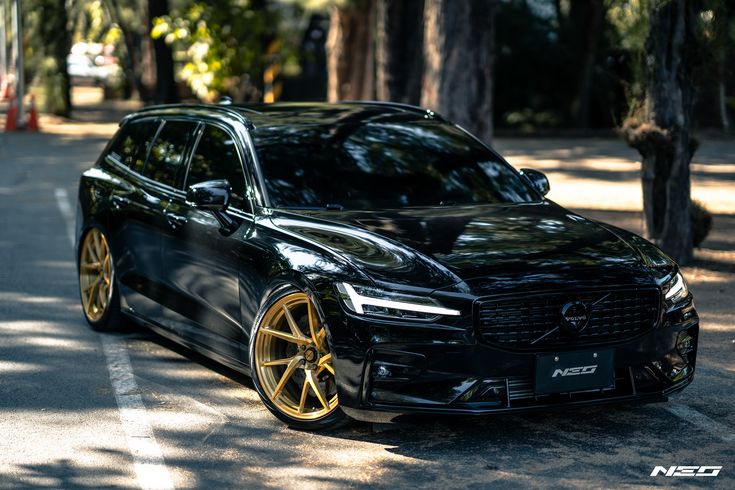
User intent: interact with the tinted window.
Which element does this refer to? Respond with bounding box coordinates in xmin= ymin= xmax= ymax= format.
xmin=108 ymin=118 xmax=161 ymax=172
xmin=143 ymin=120 xmax=198 ymax=187
xmin=186 ymin=125 xmax=247 ymax=209
xmin=252 ymin=118 xmax=537 ymax=209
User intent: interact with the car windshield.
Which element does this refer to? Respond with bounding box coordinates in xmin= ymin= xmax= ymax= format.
xmin=252 ymin=116 xmax=538 ymax=209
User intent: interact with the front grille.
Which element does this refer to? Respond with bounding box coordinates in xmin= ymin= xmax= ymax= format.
xmin=477 ymin=287 xmax=660 ymax=349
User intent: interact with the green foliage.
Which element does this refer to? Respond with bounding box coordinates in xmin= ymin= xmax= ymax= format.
xmin=153 ymin=1 xmax=274 ymax=101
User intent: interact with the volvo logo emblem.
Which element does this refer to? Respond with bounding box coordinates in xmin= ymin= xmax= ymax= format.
xmin=560 ymin=301 xmax=590 ymax=334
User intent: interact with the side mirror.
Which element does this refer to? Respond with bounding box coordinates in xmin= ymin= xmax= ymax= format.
xmin=520 ymin=168 xmax=550 ymax=196
xmin=186 ymin=179 xmax=231 ymax=212
xmin=186 ymin=179 xmax=239 ymax=233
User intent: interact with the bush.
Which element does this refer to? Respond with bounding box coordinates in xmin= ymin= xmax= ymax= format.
xmin=691 ymin=200 xmax=713 ymax=248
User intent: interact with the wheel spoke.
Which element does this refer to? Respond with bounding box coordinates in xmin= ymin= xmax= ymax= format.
xmin=271 ymin=356 xmax=303 ymax=399
xmin=261 ymin=326 xmax=311 ymax=345
xmin=85 ymin=239 xmax=98 ymax=263
xmin=282 ymin=305 xmax=308 ymax=341
xmin=84 ymin=276 xmax=101 ymax=293
xmin=85 ymin=281 xmax=98 ymax=314
xmin=97 ymin=283 xmax=107 ymax=310
xmin=316 ymin=329 xmax=327 ymax=352
xmin=318 ymin=353 xmax=335 ymax=375
xmin=305 ymin=369 xmax=329 ymax=409
xmin=307 ymin=300 xmax=324 ymax=349
xmin=298 ymin=379 xmax=310 ymax=414
xmin=93 ymin=233 xmax=103 ymax=262
xmin=81 ymin=262 xmax=101 ymax=271
xmin=262 ymin=356 xmax=295 ymax=367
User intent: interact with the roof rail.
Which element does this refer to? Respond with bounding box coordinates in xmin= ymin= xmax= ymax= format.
xmin=127 ymin=103 xmax=255 ymax=129
xmin=339 ymin=100 xmax=444 ymax=120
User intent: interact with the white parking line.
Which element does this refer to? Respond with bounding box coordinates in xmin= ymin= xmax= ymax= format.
xmin=54 ymin=188 xmax=75 ymax=246
xmin=55 ymin=188 xmax=175 ymax=490
xmin=664 ymin=403 xmax=735 ymax=444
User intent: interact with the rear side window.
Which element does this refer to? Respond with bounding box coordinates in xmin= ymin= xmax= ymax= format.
xmin=107 ymin=118 xmax=161 ymax=172
xmin=186 ymin=125 xmax=247 ymax=209
xmin=143 ymin=120 xmax=199 ymax=188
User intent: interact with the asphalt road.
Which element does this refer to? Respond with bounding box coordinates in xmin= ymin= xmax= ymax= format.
xmin=0 ymin=129 xmax=733 ymax=489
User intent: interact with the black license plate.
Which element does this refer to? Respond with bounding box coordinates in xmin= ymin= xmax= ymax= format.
xmin=535 ymin=349 xmax=614 ymax=395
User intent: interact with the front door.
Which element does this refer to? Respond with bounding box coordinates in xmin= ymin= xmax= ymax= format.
xmin=160 ymin=123 xmax=254 ymax=362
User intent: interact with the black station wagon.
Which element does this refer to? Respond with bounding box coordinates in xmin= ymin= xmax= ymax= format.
xmin=76 ymin=102 xmax=698 ymax=429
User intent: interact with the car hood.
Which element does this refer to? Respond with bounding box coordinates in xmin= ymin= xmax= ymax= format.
xmin=269 ymin=202 xmax=661 ymax=292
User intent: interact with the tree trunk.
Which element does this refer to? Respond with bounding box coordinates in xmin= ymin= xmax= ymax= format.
xmin=571 ymin=0 xmax=605 ymax=128
xmin=375 ymin=0 xmax=424 ymax=105
xmin=31 ymin=0 xmax=72 ymax=117
xmin=421 ymin=0 xmax=496 ymax=143
xmin=326 ymin=0 xmax=376 ymax=102
xmin=102 ymin=0 xmax=142 ymax=99
xmin=148 ymin=0 xmax=178 ymax=104
xmin=622 ymin=0 xmax=699 ymax=264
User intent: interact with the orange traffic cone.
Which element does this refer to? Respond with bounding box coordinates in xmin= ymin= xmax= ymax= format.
xmin=5 ymin=96 xmax=17 ymax=132
xmin=27 ymin=94 xmax=39 ymax=132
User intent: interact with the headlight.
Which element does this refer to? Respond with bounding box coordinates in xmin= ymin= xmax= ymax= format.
xmin=664 ymin=272 xmax=689 ymax=304
xmin=336 ymin=282 xmax=461 ymax=320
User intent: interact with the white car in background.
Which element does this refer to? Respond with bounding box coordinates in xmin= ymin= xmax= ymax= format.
xmin=67 ymin=54 xmax=109 ymax=86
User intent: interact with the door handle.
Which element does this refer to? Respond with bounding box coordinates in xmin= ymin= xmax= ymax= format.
xmin=165 ymin=212 xmax=188 ymax=228
xmin=110 ymin=194 xmax=128 ymax=209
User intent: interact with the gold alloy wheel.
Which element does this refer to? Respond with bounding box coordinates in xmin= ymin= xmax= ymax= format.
xmin=79 ymin=228 xmax=113 ymax=322
xmin=254 ymin=293 xmax=338 ymax=420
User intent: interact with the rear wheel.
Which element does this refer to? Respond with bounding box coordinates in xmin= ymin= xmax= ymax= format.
xmin=78 ymin=227 xmax=123 ymax=331
xmin=251 ymin=291 xmax=347 ymax=430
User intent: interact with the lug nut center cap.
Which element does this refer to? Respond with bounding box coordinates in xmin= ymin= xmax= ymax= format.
xmin=304 ymin=347 xmax=318 ymax=363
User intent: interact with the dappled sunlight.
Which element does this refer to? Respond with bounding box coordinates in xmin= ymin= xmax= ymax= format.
xmin=0 ymin=292 xmax=72 ymax=305
xmin=0 ymin=360 xmax=45 ymax=374
xmin=0 ymin=445 xmax=134 ymax=489
xmin=500 ymin=138 xmax=735 ymax=213
xmin=696 ymin=312 xmax=735 ymax=332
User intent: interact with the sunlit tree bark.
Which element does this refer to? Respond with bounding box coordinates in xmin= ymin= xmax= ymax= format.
xmin=623 ymin=0 xmax=700 ymax=263
xmin=326 ymin=0 xmax=376 ymax=101
xmin=421 ymin=0 xmax=496 ymax=143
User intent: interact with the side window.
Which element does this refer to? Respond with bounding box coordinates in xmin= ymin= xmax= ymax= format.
xmin=107 ymin=118 xmax=161 ymax=172
xmin=186 ymin=125 xmax=248 ymax=209
xmin=143 ymin=120 xmax=198 ymax=188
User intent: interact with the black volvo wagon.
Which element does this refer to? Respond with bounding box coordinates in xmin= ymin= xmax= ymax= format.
xmin=76 ymin=102 xmax=698 ymax=429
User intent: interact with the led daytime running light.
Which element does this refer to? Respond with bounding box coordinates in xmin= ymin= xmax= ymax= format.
xmin=665 ymin=272 xmax=687 ymax=301
xmin=340 ymin=283 xmax=461 ymax=317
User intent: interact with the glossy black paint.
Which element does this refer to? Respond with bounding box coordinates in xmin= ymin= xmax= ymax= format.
xmin=77 ymin=102 xmax=698 ymax=422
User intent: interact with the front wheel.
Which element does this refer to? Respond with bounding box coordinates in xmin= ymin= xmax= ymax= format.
xmin=250 ymin=290 xmax=348 ymax=430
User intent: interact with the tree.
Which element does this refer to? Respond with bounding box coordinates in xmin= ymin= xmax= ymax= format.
xmin=375 ymin=0 xmax=424 ymax=105
xmin=325 ymin=0 xmax=376 ymax=101
xmin=622 ymin=0 xmax=701 ymax=263
xmin=563 ymin=0 xmax=607 ymax=128
xmin=151 ymin=0 xmax=273 ymax=102
xmin=27 ymin=0 xmax=72 ymax=116
xmin=421 ymin=0 xmax=496 ymax=143
xmin=102 ymin=0 xmax=150 ymax=100
xmin=148 ymin=0 xmax=178 ymax=103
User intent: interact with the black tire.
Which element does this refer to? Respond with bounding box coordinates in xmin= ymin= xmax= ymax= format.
xmin=78 ymin=226 xmax=125 ymax=332
xmin=249 ymin=287 xmax=350 ymax=431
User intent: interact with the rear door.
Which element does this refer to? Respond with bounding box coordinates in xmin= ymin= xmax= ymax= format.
xmin=104 ymin=117 xmax=165 ymax=320
xmin=161 ymin=122 xmax=254 ymax=361
xmin=107 ymin=118 xmax=199 ymax=324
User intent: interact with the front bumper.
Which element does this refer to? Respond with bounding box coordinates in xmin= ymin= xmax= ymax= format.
xmin=325 ymin=294 xmax=699 ymax=423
